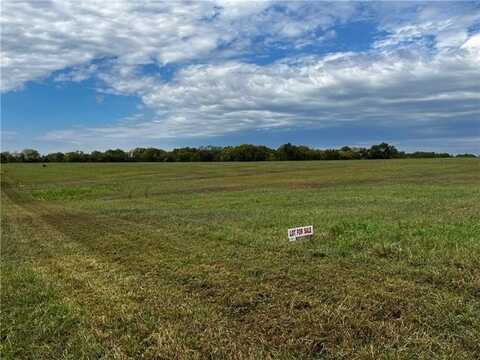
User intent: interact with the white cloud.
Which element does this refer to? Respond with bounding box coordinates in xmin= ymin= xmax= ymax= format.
xmin=2 ymin=1 xmax=480 ymax=151
xmin=372 ymin=2 xmax=480 ymax=50
xmin=1 ymin=1 xmax=212 ymax=91
xmin=54 ymin=64 xmax=98 ymax=82
xmin=42 ymin=33 xmax=480 ymax=145
xmin=388 ymin=136 xmax=480 ymax=155
xmin=1 ymin=0 xmax=355 ymax=92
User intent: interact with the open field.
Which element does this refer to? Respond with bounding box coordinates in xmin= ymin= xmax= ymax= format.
xmin=1 ymin=159 xmax=480 ymax=359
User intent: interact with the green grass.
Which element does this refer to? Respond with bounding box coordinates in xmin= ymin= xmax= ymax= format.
xmin=1 ymin=159 xmax=479 ymax=359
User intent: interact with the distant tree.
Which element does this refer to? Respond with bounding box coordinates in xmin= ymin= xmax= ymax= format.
xmin=345 ymin=147 xmax=364 ymax=160
xmin=354 ymin=147 xmax=369 ymax=159
xmin=1 ymin=143 xmax=461 ymax=163
xmin=396 ymin=151 xmax=407 ymax=159
xmin=149 ymin=148 xmax=168 ymax=162
xmin=276 ymin=143 xmax=310 ymax=160
xmin=338 ymin=146 xmax=354 ymax=160
xmin=1 ymin=151 xmax=14 ymax=163
xmin=11 ymin=152 xmax=25 ymax=162
xmin=197 ymin=146 xmax=222 ymax=161
xmin=338 ymin=150 xmax=354 ymax=160
xmin=44 ymin=152 xmax=65 ymax=162
xmin=64 ymin=151 xmax=88 ymax=162
xmin=222 ymin=144 xmax=274 ymax=161
xmin=131 ymin=148 xmax=147 ymax=162
xmin=103 ymin=149 xmax=128 ymax=162
xmin=456 ymin=153 xmax=477 ymax=158
xmin=164 ymin=152 xmax=176 ymax=162
xmin=322 ymin=149 xmax=341 ymax=160
xmin=437 ymin=153 xmax=451 ymax=158
xmin=276 ymin=143 xmax=295 ymax=160
xmin=131 ymin=147 xmax=167 ymax=162
xmin=90 ymin=151 xmax=105 ymax=162
xmin=172 ymin=147 xmax=199 ymax=162
xmin=368 ymin=143 xmax=399 ymax=159
xmin=22 ymin=149 xmax=41 ymax=162
xmin=219 ymin=146 xmax=234 ymax=161
xmin=410 ymin=151 xmax=449 ymax=159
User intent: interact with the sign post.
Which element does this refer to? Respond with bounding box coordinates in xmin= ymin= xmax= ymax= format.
xmin=288 ymin=225 xmax=314 ymax=241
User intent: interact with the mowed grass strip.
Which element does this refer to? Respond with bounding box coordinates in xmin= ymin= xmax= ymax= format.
xmin=1 ymin=159 xmax=479 ymax=359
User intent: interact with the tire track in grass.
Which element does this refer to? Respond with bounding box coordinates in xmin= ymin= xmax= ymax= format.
xmin=2 ymin=187 xmax=212 ymax=358
xmin=3 ymin=180 xmax=384 ymax=358
xmin=1 ymin=195 xmax=104 ymax=359
xmin=3 ymin=176 xmax=479 ymax=358
xmin=2 ymin=182 xmax=290 ymax=358
xmin=82 ymin=196 xmax=480 ymax=358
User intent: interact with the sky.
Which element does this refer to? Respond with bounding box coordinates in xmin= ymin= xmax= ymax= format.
xmin=1 ymin=0 xmax=480 ymax=154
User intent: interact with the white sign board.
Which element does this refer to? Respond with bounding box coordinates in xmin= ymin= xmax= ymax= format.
xmin=288 ymin=225 xmax=314 ymax=241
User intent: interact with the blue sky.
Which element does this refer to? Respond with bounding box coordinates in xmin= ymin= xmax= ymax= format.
xmin=1 ymin=1 xmax=480 ymax=154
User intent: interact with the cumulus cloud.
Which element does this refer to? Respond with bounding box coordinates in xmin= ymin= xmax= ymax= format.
xmin=1 ymin=1 xmax=213 ymax=91
xmin=372 ymin=1 xmax=480 ymax=50
xmin=1 ymin=0 xmax=354 ymax=92
xmin=2 ymin=1 xmax=480 ymax=149
xmin=42 ymin=35 xmax=480 ymax=144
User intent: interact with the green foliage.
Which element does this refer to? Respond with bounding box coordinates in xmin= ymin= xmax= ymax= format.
xmin=64 ymin=151 xmax=88 ymax=162
xmin=1 ymin=151 xmax=16 ymax=163
xmin=408 ymin=151 xmax=451 ymax=159
xmin=456 ymin=153 xmax=477 ymax=158
xmin=43 ymin=152 xmax=65 ymax=162
xmin=2 ymin=143 xmax=469 ymax=163
xmin=367 ymin=142 xmax=399 ymax=159
xmin=21 ymin=149 xmax=41 ymax=162
xmin=103 ymin=149 xmax=128 ymax=162
xmin=130 ymin=147 xmax=167 ymax=162
xmin=222 ymin=144 xmax=274 ymax=161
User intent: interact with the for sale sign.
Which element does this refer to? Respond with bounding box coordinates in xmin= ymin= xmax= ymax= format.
xmin=288 ymin=225 xmax=314 ymax=241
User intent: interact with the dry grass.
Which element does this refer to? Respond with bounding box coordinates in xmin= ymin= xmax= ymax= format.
xmin=1 ymin=159 xmax=480 ymax=359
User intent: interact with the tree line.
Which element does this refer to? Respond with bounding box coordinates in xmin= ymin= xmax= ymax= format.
xmin=1 ymin=143 xmax=476 ymax=163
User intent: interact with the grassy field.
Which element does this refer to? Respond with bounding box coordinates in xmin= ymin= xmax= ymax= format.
xmin=1 ymin=159 xmax=479 ymax=359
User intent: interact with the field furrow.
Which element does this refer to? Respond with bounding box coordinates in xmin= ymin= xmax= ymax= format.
xmin=2 ymin=159 xmax=480 ymax=359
